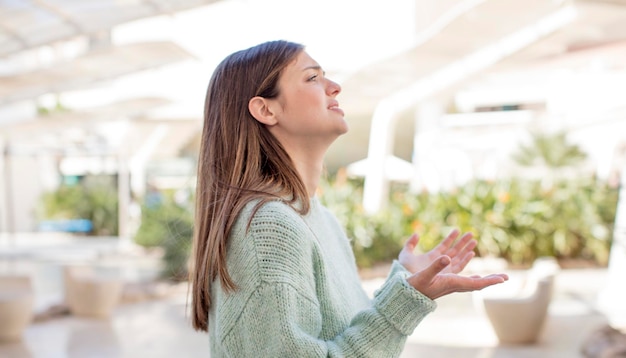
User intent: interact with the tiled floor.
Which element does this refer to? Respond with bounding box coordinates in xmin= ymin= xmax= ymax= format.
xmin=1 ymin=267 xmax=610 ymax=358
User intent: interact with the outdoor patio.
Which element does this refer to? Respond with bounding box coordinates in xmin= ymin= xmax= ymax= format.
xmin=0 ymin=234 xmax=611 ymax=357
xmin=0 ymin=268 xmax=610 ymax=358
xmin=1 ymin=1 xmax=625 ymax=357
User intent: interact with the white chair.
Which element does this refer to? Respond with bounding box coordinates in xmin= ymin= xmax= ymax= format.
xmin=477 ymin=257 xmax=559 ymax=344
xmin=64 ymin=265 xmax=123 ymax=319
xmin=0 ymin=275 xmax=34 ymax=342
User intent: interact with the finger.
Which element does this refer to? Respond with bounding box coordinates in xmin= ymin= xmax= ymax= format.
xmin=446 ymin=232 xmax=474 ymax=257
xmin=449 ymin=250 xmax=475 ymax=273
xmin=484 ymin=273 xmax=509 ymax=281
xmin=416 ymin=255 xmax=451 ymax=285
xmin=470 ymin=274 xmax=509 ymax=290
xmin=402 ymin=233 xmax=420 ymax=253
xmin=453 ymin=232 xmax=475 ymax=251
xmin=436 ymin=229 xmax=460 ymax=253
xmin=472 ymin=275 xmax=508 ymax=290
xmin=450 ymin=274 xmax=508 ymax=292
xmin=440 ymin=233 xmax=477 ymax=262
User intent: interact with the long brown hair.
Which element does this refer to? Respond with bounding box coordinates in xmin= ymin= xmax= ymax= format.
xmin=191 ymin=40 xmax=309 ymax=332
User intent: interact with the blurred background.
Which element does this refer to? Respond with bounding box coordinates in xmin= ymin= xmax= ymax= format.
xmin=1 ymin=0 xmax=626 ymax=357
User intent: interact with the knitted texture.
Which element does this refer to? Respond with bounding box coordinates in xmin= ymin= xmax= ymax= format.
xmin=208 ymin=198 xmax=437 ymax=357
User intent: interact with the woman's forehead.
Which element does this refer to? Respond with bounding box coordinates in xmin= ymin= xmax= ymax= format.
xmin=289 ymin=51 xmax=321 ymax=72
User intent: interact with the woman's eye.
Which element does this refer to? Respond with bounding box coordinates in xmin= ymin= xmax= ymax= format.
xmin=307 ymin=74 xmax=318 ymax=81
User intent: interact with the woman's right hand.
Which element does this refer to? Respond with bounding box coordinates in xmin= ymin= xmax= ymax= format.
xmin=398 ymin=229 xmax=476 ymax=275
xmin=406 ymin=255 xmax=508 ymax=300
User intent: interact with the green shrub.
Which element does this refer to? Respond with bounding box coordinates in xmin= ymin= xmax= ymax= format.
xmin=319 ymin=173 xmax=618 ymax=269
xmin=133 ymin=190 xmax=194 ymax=281
xmin=38 ymin=175 xmax=118 ymax=236
xmin=131 ymin=170 xmax=619 ymax=278
xmin=318 ymin=172 xmax=404 ymax=268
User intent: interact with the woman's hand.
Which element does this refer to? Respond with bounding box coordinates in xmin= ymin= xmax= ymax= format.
xmin=398 ymin=229 xmax=477 ymax=275
xmin=406 ymin=255 xmax=508 ymax=300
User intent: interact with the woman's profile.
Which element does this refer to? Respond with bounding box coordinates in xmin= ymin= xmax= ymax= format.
xmin=190 ymin=40 xmax=508 ymax=357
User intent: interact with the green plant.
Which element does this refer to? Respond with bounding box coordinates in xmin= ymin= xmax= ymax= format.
xmin=319 ymin=173 xmax=618 ymax=269
xmin=513 ymin=131 xmax=587 ymax=169
xmin=133 ymin=190 xmax=194 ymax=281
xmin=38 ymin=175 xmax=119 ymax=235
xmin=135 ymin=165 xmax=618 ymax=277
xmin=318 ymin=170 xmax=404 ymax=268
xmin=36 ymin=97 xmax=70 ymax=116
xmin=513 ymin=131 xmax=588 ymax=190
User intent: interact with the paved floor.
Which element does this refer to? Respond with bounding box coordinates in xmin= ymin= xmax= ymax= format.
xmin=0 ymin=265 xmax=610 ymax=358
xmin=381 ymin=267 xmax=608 ymax=358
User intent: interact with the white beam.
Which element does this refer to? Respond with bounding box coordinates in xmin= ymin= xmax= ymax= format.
xmin=410 ymin=101 xmax=444 ymax=192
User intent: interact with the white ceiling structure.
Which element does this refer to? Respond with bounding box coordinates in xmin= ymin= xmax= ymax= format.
xmin=0 ymin=1 xmax=218 ymax=235
xmin=0 ymin=0 xmax=215 ymax=160
xmin=1 ymin=0 xmax=626 ymax=159
xmin=329 ymin=0 xmax=626 ymax=212
xmin=0 ymin=41 xmax=192 ymax=105
xmin=0 ymin=0 xmax=221 ymax=58
xmin=339 ymin=0 xmax=626 ymax=117
xmin=0 ymin=0 xmax=624 ymax=233
xmin=6 ymin=97 xmax=200 ymax=157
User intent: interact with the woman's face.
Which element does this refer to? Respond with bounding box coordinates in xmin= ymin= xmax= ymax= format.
xmin=268 ymin=51 xmax=347 ymax=146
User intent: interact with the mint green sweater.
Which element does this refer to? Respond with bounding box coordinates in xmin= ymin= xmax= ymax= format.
xmin=208 ymin=198 xmax=437 ymax=357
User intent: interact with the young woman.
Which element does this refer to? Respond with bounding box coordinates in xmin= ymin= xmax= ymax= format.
xmin=191 ymin=40 xmax=508 ymax=357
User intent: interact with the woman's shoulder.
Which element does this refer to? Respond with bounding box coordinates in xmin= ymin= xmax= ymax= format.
xmin=229 ymin=199 xmax=312 ymax=253
xmin=237 ymin=199 xmax=308 ymax=233
xmin=230 ymin=199 xmax=316 ymax=284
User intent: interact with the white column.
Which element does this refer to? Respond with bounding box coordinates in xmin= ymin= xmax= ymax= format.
xmin=38 ymin=153 xmax=60 ymax=191
xmin=410 ymin=101 xmax=443 ymax=192
xmin=0 ymin=138 xmax=8 ymax=233
xmin=363 ymin=100 xmax=399 ymax=214
xmin=599 ymin=163 xmax=626 ymax=329
xmin=1 ymin=144 xmax=16 ymax=235
xmin=117 ymin=153 xmax=131 ymax=247
xmin=129 ymin=124 xmax=169 ymax=197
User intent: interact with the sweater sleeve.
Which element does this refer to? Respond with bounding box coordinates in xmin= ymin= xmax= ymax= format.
xmin=215 ymin=201 xmax=437 ymax=357
xmin=389 ymin=259 xmax=411 ymax=278
xmin=220 ymin=276 xmax=436 ymax=357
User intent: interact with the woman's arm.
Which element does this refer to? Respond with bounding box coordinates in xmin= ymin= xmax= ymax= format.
xmin=219 ymin=270 xmax=436 ymax=357
xmin=214 ymin=201 xmax=437 ymax=357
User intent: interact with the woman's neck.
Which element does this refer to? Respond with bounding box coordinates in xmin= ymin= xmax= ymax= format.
xmin=285 ymin=145 xmax=326 ymax=197
xmin=295 ymin=160 xmax=322 ymax=198
xmin=272 ymin=132 xmax=335 ymax=197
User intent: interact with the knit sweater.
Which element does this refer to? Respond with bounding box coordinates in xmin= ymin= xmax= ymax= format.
xmin=208 ymin=197 xmax=437 ymax=357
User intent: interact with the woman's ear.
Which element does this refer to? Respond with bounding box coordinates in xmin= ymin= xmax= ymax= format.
xmin=248 ymin=96 xmax=278 ymax=126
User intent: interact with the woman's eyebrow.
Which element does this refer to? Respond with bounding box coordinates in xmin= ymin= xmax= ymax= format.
xmin=302 ymin=65 xmax=322 ymax=72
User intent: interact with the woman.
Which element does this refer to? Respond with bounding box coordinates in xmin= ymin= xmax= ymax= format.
xmin=191 ymin=40 xmax=508 ymax=357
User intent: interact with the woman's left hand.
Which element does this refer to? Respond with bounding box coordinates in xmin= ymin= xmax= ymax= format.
xmin=406 ymin=255 xmax=508 ymax=300
xmin=398 ymin=229 xmax=477 ymax=275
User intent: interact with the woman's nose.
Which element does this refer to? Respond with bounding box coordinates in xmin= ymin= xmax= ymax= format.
xmin=326 ymin=78 xmax=341 ymax=96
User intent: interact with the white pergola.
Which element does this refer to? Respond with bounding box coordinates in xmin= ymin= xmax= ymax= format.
xmin=0 ymin=41 xmax=193 ymax=105
xmin=0 ymin=0 xmax=222 ymax=58
xmin=0 ymin=0 xmax=218 ymax=241
xmin=336 ymin=0 xmax=626 ymax=212
xmin=1 ymin=0 xmax=626 ymax=328
xmin=337 ymin=0 xmax=626 ymax=330
xmin=1 ymin=97 xmax=200 ymax=244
